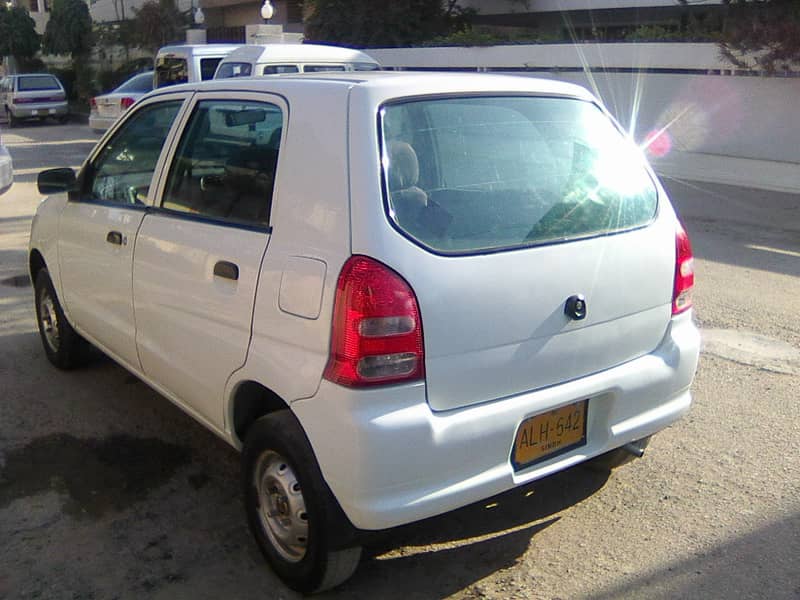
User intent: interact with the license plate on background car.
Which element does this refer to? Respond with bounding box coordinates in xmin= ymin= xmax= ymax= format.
xmin=31 ymin=109 xmax=38 ymax=115
xmin=512 ymin=399 xmax=588 ymax=470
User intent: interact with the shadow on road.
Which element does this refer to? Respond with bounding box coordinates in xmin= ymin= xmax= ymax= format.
xmin=588 ymin=512 xmax=800 ymax=600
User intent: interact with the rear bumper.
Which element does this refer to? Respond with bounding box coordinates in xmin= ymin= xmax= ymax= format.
xmin=293 ymin=311 xmax=700 ymax=531
xmin=88 ymin=114 xmax=118 ymax=131
xmin=11 ymin=102 xmax=68 ymax=118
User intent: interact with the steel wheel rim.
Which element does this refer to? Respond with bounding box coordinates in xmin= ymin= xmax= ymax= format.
xmin=38 ymin=288 xmax=60 ymax=352
xmin=254 ymin=450 xmax=309 ymax=563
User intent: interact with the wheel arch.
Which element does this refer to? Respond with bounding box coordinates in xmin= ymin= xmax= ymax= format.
xmin=29 ymin=248 xmax=47 ymax=284
xmin=228 ymin=380 xmax=291 ymax=447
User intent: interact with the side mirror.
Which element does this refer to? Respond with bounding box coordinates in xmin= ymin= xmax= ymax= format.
xmin=38 ymin=168 xmax=77 ymax=195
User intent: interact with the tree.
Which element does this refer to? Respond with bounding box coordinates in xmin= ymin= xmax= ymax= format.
xmin=304 ymin=0 xmax=472 ymax=48
xmin=132 ymin=0 xmax=188 ymax=53
xmin=43 ymin=0 xmax=94 ymax=58
xmin=718 ymin=0 xmax=800 ymax=72
xmin=0 ymin=5 xmax=41 ymax=67
xmin=43 ymin=0 xmax=94 ymax=102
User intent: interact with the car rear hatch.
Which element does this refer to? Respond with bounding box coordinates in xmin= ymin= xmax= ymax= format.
xmin=14 ymin=75 xmax=64 ymax=105
xmin=379 ymin=94 xmax=676 ymax=412
xmin=94 ymin=95 xmax=122 ymax=118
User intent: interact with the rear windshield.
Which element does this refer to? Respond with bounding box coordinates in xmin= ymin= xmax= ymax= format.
xmin=215 ymin=62 xmax=252 ymax=79
xmin=155 ymin=57 xmax=188 ymax=87
xmin=380 ymin=96 xmax=658 ymax=254
xmin=115 ymin=72 xmax=153 ymax=94
xmin=18 ymin=75 xmax=60 ymax=91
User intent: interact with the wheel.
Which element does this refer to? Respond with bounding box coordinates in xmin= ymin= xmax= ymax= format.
xmin=585 ymin=436 xmax=651 ymax=472
xmin=58 ymin=115 xmax=70 ymax=124
xmin=34 ymin=268 xmax=89 ymax=369
xmin=5 ymin=108 xmax=17 ymax=128
xmin=242 ymin=411 xmax=362 ymax=593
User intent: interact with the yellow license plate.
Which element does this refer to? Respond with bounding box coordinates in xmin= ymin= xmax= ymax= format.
xmin=512 ymin=399 xmax=588 ymax=470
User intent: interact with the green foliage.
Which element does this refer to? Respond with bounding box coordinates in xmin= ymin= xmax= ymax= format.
xmin=717 ymin=0 xmax=800 ymax=72
xmin=624 ymin=24 xmax=682 ymax=42
xmin=425 ymin=26 xmax=560 ymax=47
xmin=0 ymin=5 xmax=41 ymax=61
xmin=304 ymin=0 xmax=473 ymax=48
xmin=43 ymin=0 xmax=94 ymax=58
xmin=49 ymin=67 xmax=77 ymax=100
xmin=132 ymin=0 xmax=188 ymax=53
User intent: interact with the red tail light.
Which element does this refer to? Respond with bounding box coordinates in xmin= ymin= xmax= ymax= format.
xmin=673 ymin=222 xmax=694 ymax=315
xmin=90 ymin=97 xmax=97 ymax=108
xmin=324 ymin=255 xmax=424 ymax=387
xmin=120 ymin=97 xmax=136 ymax=110
xmin=12 ymin=97 xmax=33 ymax=104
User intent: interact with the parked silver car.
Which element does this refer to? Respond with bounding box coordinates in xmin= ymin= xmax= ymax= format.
xmin=89 ymin=71 xmax=154 ymax=132
xmin=0 ymin=74 xmax=69 ymax=126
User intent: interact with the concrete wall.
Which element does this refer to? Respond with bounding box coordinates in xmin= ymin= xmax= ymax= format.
xmin=368 ymin=43 xmax=800 ymax=190
xmin=525 ymin=71 xmax=800 ymax=165
xmin=369 ymin=43 xmax=747 ymax=72
xmin=460 ymin=0 xmax=721 ymax=14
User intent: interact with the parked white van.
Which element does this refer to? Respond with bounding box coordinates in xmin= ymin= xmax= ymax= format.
xmin=154 ymin=44 xmax=241 ymax=88
xmin=213 ymin=43 xmax=380 ymax=78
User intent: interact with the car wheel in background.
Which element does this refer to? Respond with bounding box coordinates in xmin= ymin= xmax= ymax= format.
xmin=242 ymin=411 xmax=362 ymax=593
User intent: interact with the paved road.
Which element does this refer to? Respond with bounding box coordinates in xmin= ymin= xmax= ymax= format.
xmin=0 ymin=122 xmax=798 ymax=600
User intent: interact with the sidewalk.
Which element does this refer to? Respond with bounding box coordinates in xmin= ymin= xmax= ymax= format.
xmin=651 ymin=151 xmax=800 ymax=194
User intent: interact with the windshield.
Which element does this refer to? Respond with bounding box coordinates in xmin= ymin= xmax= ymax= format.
xmin=380 ymin=96 xmax=658 ymax=254
xmin=155 ymin=57 xmax=188 ymax=87
xmin=18 ymin=76 xmax=60 ymax=91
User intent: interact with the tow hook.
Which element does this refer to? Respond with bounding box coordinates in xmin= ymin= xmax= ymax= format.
xmin=621 ymin=441 xmax=647 ymax=458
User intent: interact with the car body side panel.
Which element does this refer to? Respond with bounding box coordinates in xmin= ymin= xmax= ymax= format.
xmin=229 ymin=83 xmax=353 ymax=427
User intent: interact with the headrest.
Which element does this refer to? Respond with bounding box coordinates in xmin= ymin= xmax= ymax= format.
xmin=387 ymin=141 xmax=420 ymax=191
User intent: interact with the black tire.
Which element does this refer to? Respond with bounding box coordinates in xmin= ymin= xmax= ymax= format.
xmin=242 ymin=411 xmax=361 ymax=594
xmin=6 ymin=108 xmax=17 ymax=128
xmin=34 ymin=268 xmax=90 ymax=369
xmin=58 ymin=115 xmax=70 ymax=124
xmin=585 ymin=436 xmax=651 ymax=472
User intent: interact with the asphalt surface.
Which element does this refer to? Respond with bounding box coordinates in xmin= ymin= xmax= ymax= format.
xmin=0 ymin=121 xmax=798 ymax=600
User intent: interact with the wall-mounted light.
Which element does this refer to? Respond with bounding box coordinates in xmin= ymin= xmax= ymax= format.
xmin=260 ymin=0 xmax=273 ymax=22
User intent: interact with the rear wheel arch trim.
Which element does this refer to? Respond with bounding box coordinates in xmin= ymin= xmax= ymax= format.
xmin=229 ymin=380 xmax=291 ymax=446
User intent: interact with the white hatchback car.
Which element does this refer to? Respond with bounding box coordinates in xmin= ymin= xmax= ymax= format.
xmin=29 ymin=72 xmax=699 ymax=593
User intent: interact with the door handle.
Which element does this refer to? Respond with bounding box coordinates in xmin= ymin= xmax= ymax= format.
xmin=213 ymin=260 xmax=239 ymax=281
xmin=106 ymin=231 xmax=125 ymax=245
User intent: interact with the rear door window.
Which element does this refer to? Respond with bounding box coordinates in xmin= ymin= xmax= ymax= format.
xmin=200 ymin=58 xmax=223 ymax=80
xmin=261 ymin=64 xmax=299 ymax=75
xmin=380 ymin=96 xmax=658 ymax=254
xmin=161 ymin=99 xmax=283 ymax=227
xmin=303 ymin=64 xmax=347 ymax=73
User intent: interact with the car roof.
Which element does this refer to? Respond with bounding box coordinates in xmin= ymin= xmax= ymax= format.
xmin=220 ymin=44 xmax=379 ymax=65
xmin=149 ymin=71 xmax=594 ymax=102
xmin=157 ymin=44 xmax=242 ymax=57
